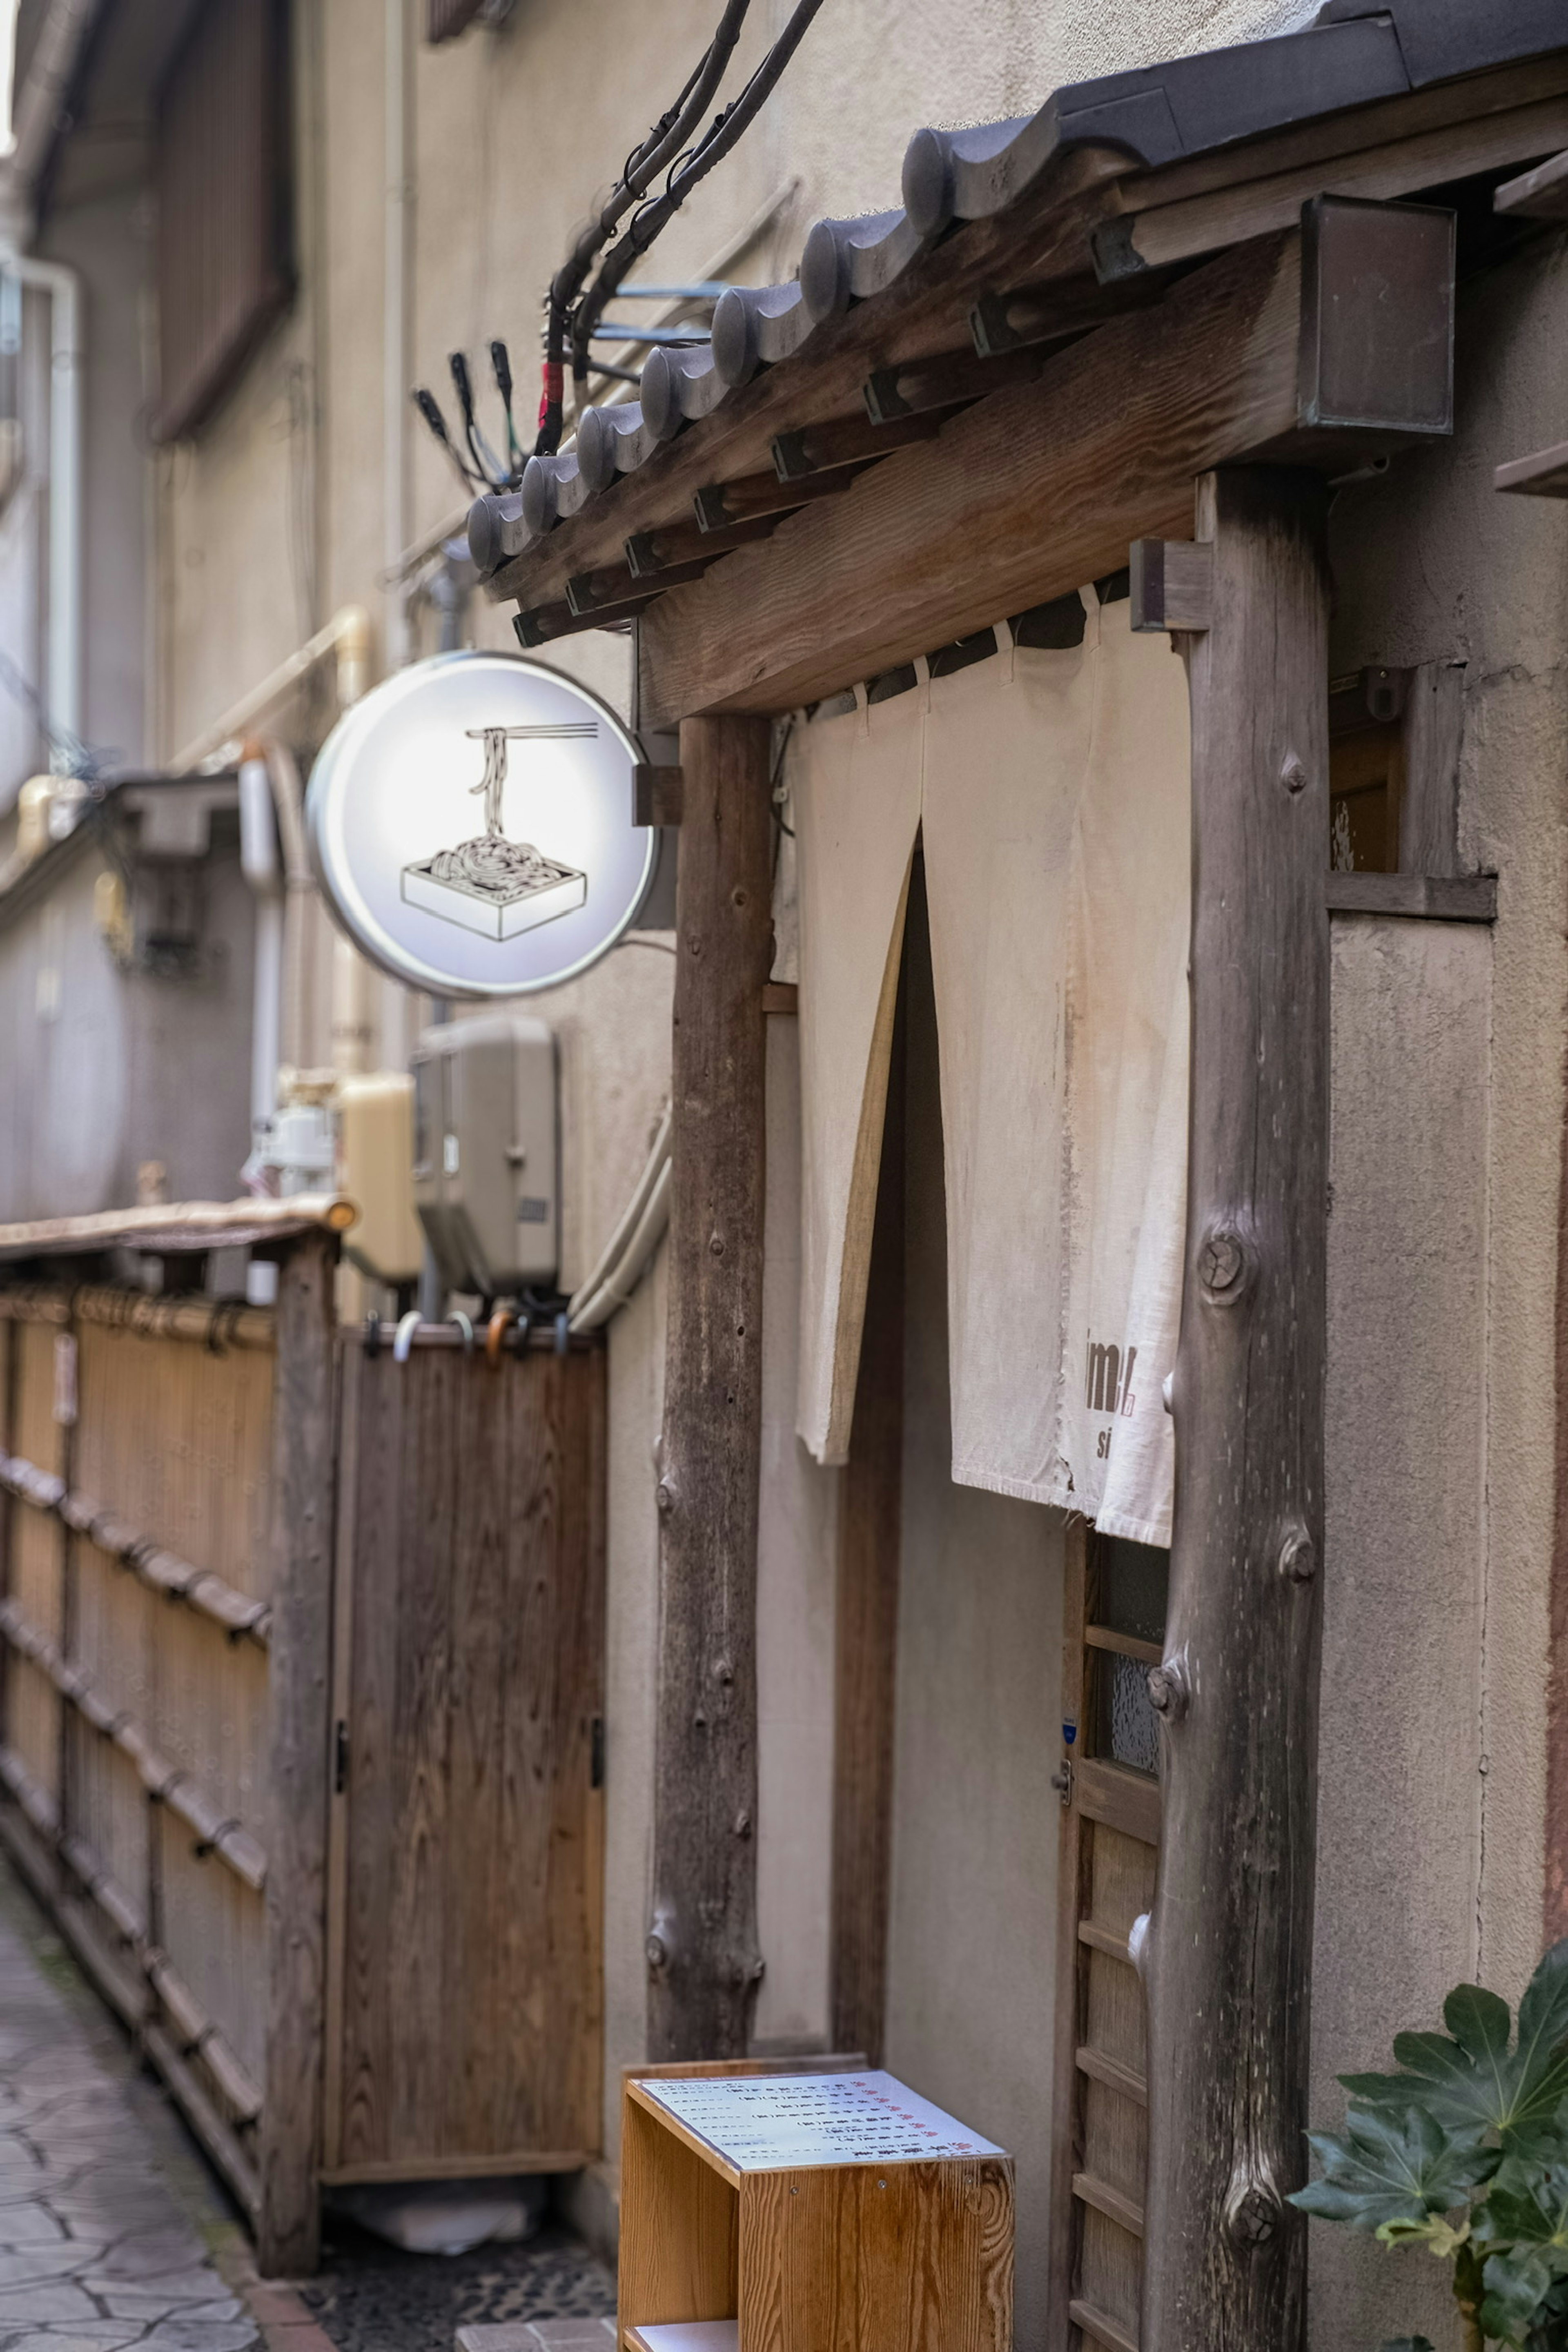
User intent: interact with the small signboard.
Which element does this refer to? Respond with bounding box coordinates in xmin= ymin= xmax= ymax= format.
xmin=307 ymin=652 xmax=654 ymax=997
xmin=635 ymin=2068 xmax=1002 ymax=2172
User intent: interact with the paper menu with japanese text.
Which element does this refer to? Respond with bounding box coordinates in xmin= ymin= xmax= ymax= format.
xmin=634 ymin=2071 xmax=1003 ymax=2172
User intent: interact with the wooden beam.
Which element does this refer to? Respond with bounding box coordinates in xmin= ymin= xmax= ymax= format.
xmin=259 ymin=1227 xmax=338 ymax=2276
xmin=1326 ymin=872 xmax=1495 ymax=922
xmin=641 ymin=222 xmax=1423 ymax=724
xmin=1100 ymin=87 xmax=1568 ymax=276
xmin=633 ymin=764 xmax=684 ymax=828
xmin=1495 ymin=441 xmax=1568 ymax=498
xmin=1129 ymin=538 xmax=1215 ymax=633
xmin=1142 ymin=468 xmax=1330 ymax=2352
xmin=1495 ymin=146 xmax=1568 ymax=219
xmin=1399 ymin=659 xmax=1466 ymax=879
xmin=646 ymin=715 xmax=773 ymax=2060
xmin=829 ymin=959 xmax=904 ymax=2064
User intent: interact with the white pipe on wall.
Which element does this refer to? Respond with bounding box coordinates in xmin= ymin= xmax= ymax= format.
xmin=238 ymin=752 xmax=284 ymax=1144
xmin=1 ymin=256 xmax=83 ymax=763
xmin=384 ymin=0 xmax=412 ymax=672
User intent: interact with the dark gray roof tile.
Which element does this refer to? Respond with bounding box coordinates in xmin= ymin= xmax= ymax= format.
xmin=474 ymin=0 xmax=1568 ymax=588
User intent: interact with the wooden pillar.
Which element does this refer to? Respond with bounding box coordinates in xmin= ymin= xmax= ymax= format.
xmin=647 ymin=713 xmax=774 ymax=2061
xmin=259 ymin=1228 xmax=338 ymax=2275
xmin=1142 ymin=467 xmax=1330 ymax=2352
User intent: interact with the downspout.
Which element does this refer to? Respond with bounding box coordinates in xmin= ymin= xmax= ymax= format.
xmin=238 ymin=747 xmax=284 ymax=1161
xmin=0 ymin=253 xmax=83 ymax=766
xmin=384 ymin=0 xmax=412 ymax=671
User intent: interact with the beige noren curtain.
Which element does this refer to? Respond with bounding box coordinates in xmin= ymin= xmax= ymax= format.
xmin=789 ymin=584 xmax=1190 ymax=1548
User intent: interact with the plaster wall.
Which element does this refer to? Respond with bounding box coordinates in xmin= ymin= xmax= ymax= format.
xmin=882 ymin=881 xmax=1062 ymax=2352
xmin=1306 ymin=223 xmax=1568 ymax=2341
xmin=0 ymin=833 xmax=254 ymax=1221
xmin=1314 ymin=918 xmax=1491 ymax=2352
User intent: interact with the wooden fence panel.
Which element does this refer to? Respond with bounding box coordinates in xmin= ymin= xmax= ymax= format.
xmin=0 ymin=1287 xmax=278 ymax=2221
xmin=324 ymin=1337 xmax=606 ymax=2181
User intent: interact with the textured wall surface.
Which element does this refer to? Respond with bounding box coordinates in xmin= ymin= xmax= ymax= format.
xmin=1308 ymin=223 xmax=1568 ymax=2343
xmin=883 ymin=886 xmax=1062 ymax=2350
xmin=1315 ymin=919 xmax=1491 ymax=2352
xmin=0 ymin=835 xmax=254 ymax=1222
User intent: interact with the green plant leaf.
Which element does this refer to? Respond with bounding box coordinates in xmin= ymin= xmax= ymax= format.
xmin=1339 ymin=1978 xmax=1568 ymax=2143
xmin=1518 ymin=1946 xmax=1568 ymax=2089
xmin=1479 ymin=2157 xmax=1568 ymax=2258
xmin=1288 ymin=2107 xmax=1493 ymax=2233
xmin=1482 ymin=2248 xmax=1558 ymax=2345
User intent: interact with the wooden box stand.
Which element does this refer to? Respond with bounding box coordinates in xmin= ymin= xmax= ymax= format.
xmin=619 ymin=2062 xmax=1013 ymax=2352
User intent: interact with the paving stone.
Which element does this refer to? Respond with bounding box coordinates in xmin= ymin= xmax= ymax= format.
xmin=0 ymin=2287 xmax=100 ymax=2323
xmin=0 ymin=2331 xmax=145 ymax=2352
xmin=96 ymin=2276 xmax=243 ymax=2316
xmin=0 ymin=2246 xmax=94 ymax=2286
xmin=0 ymin=2201 xmax=68 ymax=2243
xmin=142 ymin=2324 xmax=261 ymax=2352
xmin=92 ymin=2230 xmax=206 ymax=2281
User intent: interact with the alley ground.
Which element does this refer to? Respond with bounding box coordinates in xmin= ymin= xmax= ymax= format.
xmin=0 ymin=1859 xmax=616 ymax=2352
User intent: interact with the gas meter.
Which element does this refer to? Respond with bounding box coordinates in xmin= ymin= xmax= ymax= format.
xmin=411 ymin=1016 xmax=558 ymax=1299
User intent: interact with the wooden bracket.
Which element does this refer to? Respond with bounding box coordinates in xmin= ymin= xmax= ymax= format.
xmin=1326 ymin=872 xmax=1495 ymax=922
xmin=633 ymin=765 xmax=684 ymax=829
xmin=568 ymin=560 xmax=712 ymax=620
xmin=1495 ymin=147 xmax=1568 ymax=220
xmin=773 ymin=408 xmax=941 ymax=482
xmin=1495 ymin=442 xmax=1568 ymax=499
xmin=1129 ymin=539 xmax=1214 ymax=634
xmin=761 ymin=980 xmax=798 ymax=1016
xmin=693 ymin=466 xmax=865 ymax=533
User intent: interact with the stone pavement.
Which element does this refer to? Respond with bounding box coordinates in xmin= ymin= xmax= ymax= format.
xmin=0 ymin=1853 xmax=619 ymax=2352
xmin=0 ymin=1867 xmax=259 ymax=2352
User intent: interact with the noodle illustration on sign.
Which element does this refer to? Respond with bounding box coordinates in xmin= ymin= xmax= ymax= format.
xmin=401 ymin=722 xmax=596 ymax=940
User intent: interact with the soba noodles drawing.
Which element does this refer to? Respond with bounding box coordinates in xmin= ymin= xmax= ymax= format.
xmin=401 ymin=721 xmax=597 ymax=941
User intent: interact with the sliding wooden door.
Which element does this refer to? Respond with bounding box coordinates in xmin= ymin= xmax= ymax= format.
xmin=1047 ymin=1525 xmax=1169 ymax=2352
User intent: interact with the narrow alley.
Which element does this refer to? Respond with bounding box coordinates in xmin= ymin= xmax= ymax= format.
xmin=0 ymin=1860 xmax=614 ymax=2352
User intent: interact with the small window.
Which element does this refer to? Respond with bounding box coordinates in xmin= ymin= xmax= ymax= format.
xmin=1329 ymin=668 xmax=1407 ymax=874
xmin=152 ymin=0 xmax=292 ymax=444
xmin=1087 ymin=1536 xmax=1168 ymax=1782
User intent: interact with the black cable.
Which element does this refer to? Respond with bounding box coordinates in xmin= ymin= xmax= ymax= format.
xmin=490 ymin=339 xmax=523 ymax=474
xmin=412 ymin=388 xmax=481 ymax=494
xmin=535 ymin=0 xmax=753 ymax=452
xmin=571 ymin=0 xmax=825 ymax=391
xmin=449 ymin=351 xmax=509 ymax=489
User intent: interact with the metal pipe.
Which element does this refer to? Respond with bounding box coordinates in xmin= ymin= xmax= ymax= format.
xmin=238 ymin=752 xmax=283 ymax=1151
xmin=0 ymin=256 xmax=82 ymax=762
xmin=384 ymin=0 xmax=412 ymax=670
xmin=168 ymin=604 xmax=373 ymax=774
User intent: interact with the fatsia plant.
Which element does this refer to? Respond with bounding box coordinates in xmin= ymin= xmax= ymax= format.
xmin=1291 ymin=1940 xmax=1568 ymax=2350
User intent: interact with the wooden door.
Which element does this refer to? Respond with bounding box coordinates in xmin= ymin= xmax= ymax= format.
xmin=323 ymin=1334 xmax=606 ymax=2182
xmin=1047 ymin=1525 xmax=1168 ymax=2352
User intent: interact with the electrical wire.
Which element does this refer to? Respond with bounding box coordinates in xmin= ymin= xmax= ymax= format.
xmin=535 ymin=0 xmax=754 ymax=452
xmin=570 ymin=0 xmax=825 ymax=396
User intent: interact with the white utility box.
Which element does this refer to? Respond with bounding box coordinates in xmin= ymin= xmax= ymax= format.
xmin=411 ymin=1016 xmax=559 ymax=1298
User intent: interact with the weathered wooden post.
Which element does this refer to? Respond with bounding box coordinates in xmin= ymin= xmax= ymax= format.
xmin=260 ymin=1227 xmax=339 ymax=2274
xmin=1140 ymin=466 xmax=1330 ymax=2352
xmin=647 ymin=713 xmax=773 ymax=2060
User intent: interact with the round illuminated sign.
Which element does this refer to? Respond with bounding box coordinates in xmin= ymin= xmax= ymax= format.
xmin=306 ymin=651 xmax=653 ymax=997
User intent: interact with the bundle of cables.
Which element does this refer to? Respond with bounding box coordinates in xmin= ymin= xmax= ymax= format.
xmin=412 ymin=0 xmax=824 ymax=492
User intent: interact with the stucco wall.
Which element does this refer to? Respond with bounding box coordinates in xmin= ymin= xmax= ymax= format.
xmin=883 ymin=880 xmax=1062 ymax=2352
xmin=0 ymin=831 xmax=254 ymax=1222
xmin=1314 ymin=918 xmax=1491 ymax=2352
xmin=1307 ymin=222 xmax=1568 ymax=2343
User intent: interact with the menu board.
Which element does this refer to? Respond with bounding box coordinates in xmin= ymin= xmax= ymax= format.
xmin=636 ymin=2070 xmax=1003 ymax=2172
